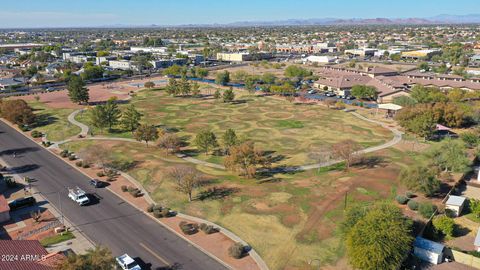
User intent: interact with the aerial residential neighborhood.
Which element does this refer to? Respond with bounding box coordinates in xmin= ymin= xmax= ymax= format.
xmin=1 ymin=1 xmax=480 ymax=270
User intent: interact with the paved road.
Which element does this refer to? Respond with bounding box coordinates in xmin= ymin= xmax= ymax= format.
xmin=0 ymin=121 xmax=227 ymax=270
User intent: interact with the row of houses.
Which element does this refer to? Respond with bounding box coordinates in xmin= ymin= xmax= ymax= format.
xmin=313 ymin=66 xmax=480 ymax=103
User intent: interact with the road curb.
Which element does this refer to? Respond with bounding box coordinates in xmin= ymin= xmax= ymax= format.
xmin=0 ymin=119 xmax=249 ymax=270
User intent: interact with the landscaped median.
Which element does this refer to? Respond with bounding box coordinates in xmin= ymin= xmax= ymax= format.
xmin=2 ymin=116 xmax=268 ymax=270
xmin=52 ymin=147 xmax=267 ymax=270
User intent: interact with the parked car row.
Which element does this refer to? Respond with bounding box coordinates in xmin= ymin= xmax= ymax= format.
xmin=307 ymin=89 xmax=355 ymax=100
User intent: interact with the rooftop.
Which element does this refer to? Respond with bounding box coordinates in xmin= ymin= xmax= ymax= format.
xmin=414 ymin=237 xmax=444 ymax=254
xmin=445 ymin=195 xmax=466 ymax=207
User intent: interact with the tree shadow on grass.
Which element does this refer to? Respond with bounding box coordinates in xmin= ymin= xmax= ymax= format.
xmin=353 ymin=156 xmax=387 ymax=169
xmin=454 ymin=224 xmax=471 ymax=237
xmin=197 ymin=186 xmax=239 ymax=201
xmin=34 ymin=113 xmax=59 ymax=128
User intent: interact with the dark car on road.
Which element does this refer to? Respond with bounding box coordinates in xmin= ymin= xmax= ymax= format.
xmin=8 ymin=196 xmax=36 ymax=211
xmin=89 ymin=179 xmax=105 ymax=188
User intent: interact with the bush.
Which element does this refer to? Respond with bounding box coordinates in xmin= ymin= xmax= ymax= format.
xmin=147 ymin=204 xmax=155 ymax=213
xmin=121 ymin=185 xmax=128 ymax=192
xmin=153 ymin=210 xmax=162 ymax=218
xmin=179 ymin=221 xmax=198 ymax=235
xmin=199 ymin=223 xmax=218 ymax=234
xmin=395 ymin=195 xmax=409 ymax=205
xmin=96 ymin=171 xmax=105 ymax=177
xmin=153 ymin=205 xmax=163 ymax=212
xmin=31 ymin=130 xmax=42 ymax=138
xmin=68 ymin=155 xmax=76 ymax=161
xmin=129 ymin=188 xmax=141 ymax=197
xmin=82 ymin=163 xmax=90 ymax=168
xmin=19 ymin=125 xmax=30 ymax=132
xmin=228 ymin=242 xmax=245 ymax=259
xmin=407 ymin=200 xmax=419 ymax=211
xmin=60 ymin=150 xmax=69 ymax=158
xmin=432 ymin=215 xmax=456 ymax=238
xmin=405 ymin=191 xmax=415 ymax=198
xmin=419 ymin=202 xmax=437 ymax=219
xmin=75 ymin=161 xmax=83 ymax=167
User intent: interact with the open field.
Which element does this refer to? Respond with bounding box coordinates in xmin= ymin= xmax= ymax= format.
xmin=61 ymin=137 xmax=417 ymax=269
xmin=77 ymin=86 xmax=391 ymax=166
xmin=29 ymin=100 xmax=80 ymax=142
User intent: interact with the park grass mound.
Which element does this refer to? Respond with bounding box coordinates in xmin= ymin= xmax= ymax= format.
xmin=74 ymin=87 xmax=391 ymax=167
xmin=29 ymin=101 xmax=81 ymax=142
xmin=60 ymin=139 xmax=413 ymax=270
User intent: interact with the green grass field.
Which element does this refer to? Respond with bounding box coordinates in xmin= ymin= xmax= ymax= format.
xmin=76 ymin=87 xmax=391 ymax=166
xmin=29 ymin=101 xmax=80 ymax=142
xmin=40 ymin=231 xmax=75 ymax=247
xmin=61 ymin=138 xmax=411 ymax=270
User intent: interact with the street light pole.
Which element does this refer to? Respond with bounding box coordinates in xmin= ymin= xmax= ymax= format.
xmin=58 ymin=190 xmax=64 ymax=226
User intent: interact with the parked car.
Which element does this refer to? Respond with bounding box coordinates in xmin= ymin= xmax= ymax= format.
xmin=345 ymin=95 xmax=355 ymax=100
xmin=8 ymin=196 xmax=36 ymax=211
xmin=325 ymin=92 xmax=336 ymax=97
xmin=89 ymin=179 xmax=104 ymax=188
xmin=116 ymin=254 xmax=141 ymax=270
xmin=307 ymin=89 xmax=317 ymax=94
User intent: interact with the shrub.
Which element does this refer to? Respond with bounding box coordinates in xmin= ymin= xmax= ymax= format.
xmin=228 ymin=242 xmax=245 ymax=259
xmin=121 ymin=185 xmax=128 ymax=192
xmin=127 ymin=186 xmax=135 ymax=192
xmin=96 ymin=171 xmax=105 ymax=177
xmin=407 ymin=200 xmax=419 ymax=211
xmin=68 ymin=155 xmax=76 ymax=161
xmin=179 ymin=221 xmax=198 ymax=235
xmin=432 ymin=215 xmax=455 ymax=238
xmin=129 ymin=188 xmax=141 ymax=197
xmin=445 ymin=209 xmax=456 ymax=218
xmin=153 ymin=210 xmax=162 ymax=218
xmin=405 ymin=191 xmax=415 ymax=198
xmin=75 ymin=161 xmax=83 ymax=167
xmin=147 ymin=204 xmax=155 ymax=213
xmin=106 ymin=176 xmax=115 ymax=182
xmin=82 ymin=163 xmax=90 ymax=168
xmin=19 ymin=125 xmax=30 ymax=132
xmin=395 ymin=195 xmax=409 ymax=205
xmin=31 ymin=130 xmax=42 ymax=138
xmin=200 ymin=223 xmax=218 ymax=234
xmin=60 ymin=150 xmax=69 ymax=158
xmin=153 ymin=205 xmax=163 ymax=212
xmin=419 ymin=202 xmax=437 ymax=219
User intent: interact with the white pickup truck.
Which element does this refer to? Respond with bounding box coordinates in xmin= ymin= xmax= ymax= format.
xmin=68 ymin=187 xmax=89 ymax=206
xmin=116 ymin=254 xmax=141 ymax=270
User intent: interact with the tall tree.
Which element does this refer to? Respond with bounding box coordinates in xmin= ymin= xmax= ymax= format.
xmin=222 ymin=129 xmax=238 ymax=152
xmin=331 ymin=140 xmax=362 ymax=171
xmin=67 ymin=76 xmax=89 ymax=104
xmin=223 ymin=87 xmax=235 ymax=103
xmin=345 ymin=203 xmax=413 ymax=270
xmin=398 ymin=165 xmax=440 ymax=197
xmin=121 ymin=104 xmax=142 ymax=132
xmin=167 ymin=166 xmax=203 ymax=202
xmin=158 ymin=133 xmax=182 ymax=155
xmin=215 ymin=71 xmax=230 ymax=86
xmin=194 ymin=129 xmax=218 ymax=154
xmin=0 ymin=99 xmax=35 ymax=126
xmin=426 ymin=138 xmax=471 ymax=173
xmin=55 ymin=245 xmax=115 ymax=270
xmin=134 ymin=124 xmax=159 ymax=147
xmin=224 ymin=141 xmax=269 ymax=178
xmin=103 ymin=99 xmax=121 ymax=132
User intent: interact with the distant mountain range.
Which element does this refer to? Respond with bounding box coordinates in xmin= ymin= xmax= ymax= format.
xmin=218 ymin=14 xmax=480 ymax=27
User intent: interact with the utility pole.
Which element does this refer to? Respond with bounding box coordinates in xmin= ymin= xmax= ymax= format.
xmin=58 ymin=191 xmax=64 ymax=226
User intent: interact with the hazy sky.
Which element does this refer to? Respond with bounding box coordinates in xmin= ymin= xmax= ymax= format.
xmin=1 ymin=0 xmax=479 ymax=28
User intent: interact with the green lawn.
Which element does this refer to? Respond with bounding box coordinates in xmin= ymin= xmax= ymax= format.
xmin=29 ymin=101 xmax=81 ymax=142
xmin=74 ymin=87 xmax=392 ymax=166
xmin=40 ymin=231 xmax=75 ymax=247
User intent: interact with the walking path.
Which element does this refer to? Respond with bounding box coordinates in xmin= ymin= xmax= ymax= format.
xmin=61 ymin=108 xmax=403 ymax=172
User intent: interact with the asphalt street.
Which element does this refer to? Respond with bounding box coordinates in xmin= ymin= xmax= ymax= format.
xmin=0 ymin=120 xmax=227 ymax=270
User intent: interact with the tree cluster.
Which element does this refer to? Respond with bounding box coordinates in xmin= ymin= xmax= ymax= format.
xmin=0 ymin=99 xmax=36 ymax=126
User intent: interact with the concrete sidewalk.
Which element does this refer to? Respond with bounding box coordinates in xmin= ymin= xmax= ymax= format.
xmin=0 ymin=157 xmax=95 ymax=254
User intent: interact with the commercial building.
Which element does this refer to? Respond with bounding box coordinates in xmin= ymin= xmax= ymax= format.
xmin=109 ymin=60 xmax=135 ymax=71
xmin=130 ymin=46 xmax=168 ymax=54
xmin=401 ymin=49 xmax=442 ymax=60
xmin=150 ymin=58 xmax=188 ymax=69
xmin=216 ymin=52 xmax=272 ymax=62
xmin=344 ymin=48 xmax=377 ymax=57
xmin=302 ymin=55 xmax=337 ymax=64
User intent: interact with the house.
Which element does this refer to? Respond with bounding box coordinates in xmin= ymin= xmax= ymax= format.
xmin=445 ymin=195 xmax=466 ymax=217
xmin=0 ymin=77 xmax=26 ymax=90
xmin=0 ymin=195 xmax=10 ymax=223
xmin=0 ymin=240 xmax=66 ymax=269
xmin=413 ymin=237 xmax=445 ymax=264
